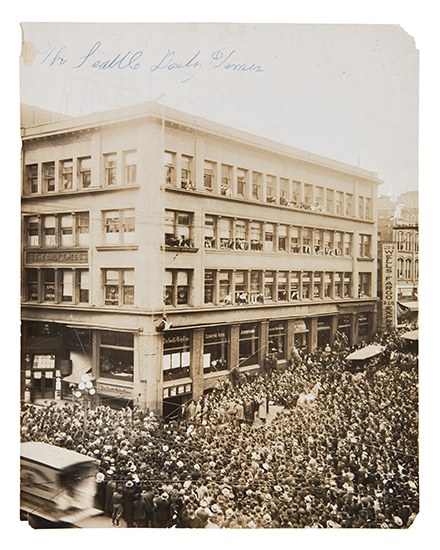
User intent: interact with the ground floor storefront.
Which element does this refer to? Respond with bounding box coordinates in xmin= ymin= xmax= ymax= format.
xmin=21 ymin=301 xmax=376 ymax=416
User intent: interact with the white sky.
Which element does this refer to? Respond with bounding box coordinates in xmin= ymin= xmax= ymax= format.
xmin=20 ymin=22 xmax=418 ymax=199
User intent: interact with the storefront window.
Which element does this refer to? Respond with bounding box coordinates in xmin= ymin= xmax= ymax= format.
xmin=358 ymin=313 xmax=370 ymax=338
xmin=163 ymin=331 xmax=191 ymax=379
xmin=268 ymin=321 xmax=286 ymax=359
xmin=204 ymin=327 xmax=229 ymax=373
xmin=99 ymin=331 xmax=134 ymax=381
xmin=317 ymin=317 xmax=332 ymax=348
xmin=239 ymin=323 xmax=260 ymax=366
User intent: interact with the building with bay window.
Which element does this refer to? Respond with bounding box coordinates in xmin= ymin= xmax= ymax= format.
xmin=21 ymin=102 xmax=381 ymax=417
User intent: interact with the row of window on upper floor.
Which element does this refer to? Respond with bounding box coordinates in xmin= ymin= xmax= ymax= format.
xmin=397 ymin=258 xmax=419 ymax=280
xmin=396 ymin=230 xmax=419 ymax=252
xmin=22 ymin=150 xmax=373 ymax=222
xmin=23 ymin=210 xmax=373 ymax=259
xmin=23 ymin=266 xmax=373 ymax=308
xmin=165 ymin=151 xmax=373 ymax=220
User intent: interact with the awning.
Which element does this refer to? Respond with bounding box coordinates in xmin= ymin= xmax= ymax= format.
xmin=397 ymin=301 xmax=419 ymax=313
xmin=346 ymin=344 xmax=384 ymax=361
xmin=401 ymin=329 xmax=419 ymax=341
xmin=63 ymin=369 xmax=92 ymax=384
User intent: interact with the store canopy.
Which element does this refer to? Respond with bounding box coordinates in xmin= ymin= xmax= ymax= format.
xmin=397 ymin=301 xmax=419 ymax=313
xmin=63 ymin=369 xmax=92 ymax=385
xmin=401 ymin=329 xmax=419 ymax=341
xmin=345 ymin=344 xmax=384 ymax=361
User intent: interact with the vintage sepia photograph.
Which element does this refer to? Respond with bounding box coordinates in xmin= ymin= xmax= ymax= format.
xmin=16 ymin=17 xmax=424 ymax=538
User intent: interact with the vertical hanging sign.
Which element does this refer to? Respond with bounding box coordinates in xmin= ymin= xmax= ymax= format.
xmin=382 ymin=243 xmax=397 ymax=329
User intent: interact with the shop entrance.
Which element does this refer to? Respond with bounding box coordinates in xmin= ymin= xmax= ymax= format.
xmin=163 ymin=395 xmax=191 ymax=421
xmin=32 ymin=370 xmax=55 ymax=400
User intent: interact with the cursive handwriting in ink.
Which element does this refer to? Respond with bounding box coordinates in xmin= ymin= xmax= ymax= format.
xmin=39 ymin=43 xmax=68 ymax=66
xmin=150 ymin=49 xmax=202 ymax=82
xmin=73 ymin=41 xmax=143 ymax=70
xmin=211 ymin=48 xmax=264 ymax=73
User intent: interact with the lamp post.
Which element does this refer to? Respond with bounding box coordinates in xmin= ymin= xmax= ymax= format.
xmin=73 ymin=373 xmax=96 ymax=433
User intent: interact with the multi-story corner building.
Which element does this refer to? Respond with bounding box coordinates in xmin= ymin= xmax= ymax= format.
xmin=21 ymin=102 xmax=381 ymax=416
xmin=377 ymin=191 xmax=419 ymax=329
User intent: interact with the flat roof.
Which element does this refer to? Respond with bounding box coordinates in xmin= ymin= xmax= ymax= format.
xmin=21 ymin=102 xmax=382 ymax=184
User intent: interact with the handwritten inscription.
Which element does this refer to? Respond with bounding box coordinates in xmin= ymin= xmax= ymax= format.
xmin=37 ymin=42 xmax=264 ymax=81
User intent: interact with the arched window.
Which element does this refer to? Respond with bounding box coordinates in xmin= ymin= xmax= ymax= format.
xmin=415 ymin=259 xmax=419 ymax=280
xmin=406 ymin=232 xmax=412 ymax=252
xmin=397 ymin=258 xmax=404 ymax=279
xmin=404 ymin=258 xmax=412 ymax=279
xmin=397 ymin=230 xmax=404 ymax=251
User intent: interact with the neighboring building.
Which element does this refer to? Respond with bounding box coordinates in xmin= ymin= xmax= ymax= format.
xmin=21 ymin=102 xmax=381 ymax=416
xmin=377 ymin=191 xmax=419 ymax=329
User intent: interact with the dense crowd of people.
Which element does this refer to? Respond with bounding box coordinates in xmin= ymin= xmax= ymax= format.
xmin=20 ymin=326 xmax=419 ymax=529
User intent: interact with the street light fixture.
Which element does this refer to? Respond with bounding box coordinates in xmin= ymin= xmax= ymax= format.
xmin=73 ymin=373 xmax=96 ymax=433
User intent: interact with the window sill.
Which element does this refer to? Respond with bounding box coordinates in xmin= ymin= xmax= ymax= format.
xmin=357 ymin=257 xmax=374 ymax=262
xmin=161 ymin=245 xmax=199 ymax=253
xmin=23 ymin=184 xmax=141 ymax=198
xmin=96 ymin=245 xmax=138 ymax=251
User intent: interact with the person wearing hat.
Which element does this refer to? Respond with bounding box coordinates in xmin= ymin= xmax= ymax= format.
xmin=123 ymin=481 xmax=135 ymax=528
xmin=111 ymin=486 xmax=124 ymax=527
xmin=154 ymin=492 xmax=171 ymax=528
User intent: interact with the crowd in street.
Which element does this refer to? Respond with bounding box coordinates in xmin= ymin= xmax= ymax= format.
xmin=20 ymin=326 xmax=419 ymax=529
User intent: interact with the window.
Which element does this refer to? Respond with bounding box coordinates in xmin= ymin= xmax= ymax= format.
xmin=26 ymin=164 xmax=39 ymax=194
xmin=103 ymin=209 xmax=135 ymax=245
xmin=164 ymin=270 xmax=192 ymax=307
xmin=78 ymin=157 xmax=92 ymax=188
xmin=249 ymin=271 xmax=262 ymax=303
xmin=77 ymin=212 xmax=90 ymax=246
xmin=304 ymin=184 xmax=313 ymax=206
xmin=26 ymin=216 xmax=39 ymax=247
xmin=60 ymin=159 xmax=73 ymax=190
xmin=239 ymin=323 xmax=260 ymax=366
xmin=290 ymin=227 xmax=300 ymax=254
xmin=218 ymin=218 xmax=233 ymax=249
xmin=323 ymin=231 xmax=333 ymax=253
xmin=292 ymin=180 xmax=301 ymax=203
xmin=315 ymin=186 xmax=324 ymax=208
xmin=325 ymin=189 xmax=333 ymax=213
xmin=397 ymin=258 xmax=404 ymax=279
xmin=365 ymin=197 xmax=372 ymax=220
xmin=334 ymin=232 xmax=342 ymax=255
xmin=221 ymin=164 xmax=232 ymax=195
xmin=345 ymin=193 xmax=353 ymax=216
xmin=359 ymin=234 xmax=372 ymax=258
xmin=26 ymin=269 xmax=39 ymax=301
xmin=43 ymin=216 xmax=56 ymax=247
xmin=343 ymin=273 xmax=352 ymax=298
xmin=60 ymin=215 xmax=73 ymax=247
xmin=290 ymin=271 xmax=300 ymax=300
xmin=280 ymin=178 xmax=289 ymax=202
xmin=204 ymin=160 xmax=215 ymax=191
xmin=100 ymin=331 xmax=134 ymax=382
xmin=336 ymin=191 xmax=343 ymax=215
xmin=302 ymin=228 xmax=312 ymax=254
xmin=42 ymin=269 xmax=56 ymax=301
xmin=250 ymin=222 xmax=263 ymax=251
xmin=219 ymin=271 xmax=232 ymax=303
xmin=266 ymin=175 xmax=277 ymax=203
xmin=163 ymin=331 xmax=191 ymax=379
xmin=204 ymin=270 xmax=215 ymax=304
xmin=358 ymin=272 xmax=372 ymax=297
xmin=313 ymin=229 xmax=323 ymax=254
xmin=264 ymin=271 xmax=275 ymax=301
xmin=237 ymin=168 xmax=248 ymax=197
xmin=313 ymin=272 xmax=323 ymax=299
xmin=164 ymin=151 xmax=176 ymax=186
xmin=324 ymin=273 xmax=332 ymax=298
xmin=404 ymin=258 xmax=412 ymax=279
xmin=60 ymin=270 xmax=73 ymax=302
xmin=181 ymin=155 xmax=193 ymax=189
xmin=269 ymin=321 xmax=286 ymax=359
xmin=302 ymin=272 xmax=311 ymax=299
xmin=278 ymin=271 xmax=288 ymax=301
xmin=124 ymin=150 xmax=137 ymax=185
xmin=104 ymin=269 xmax=135 ymax=306
xmin=278 ymin=225 xmax=288 ymax=251
xmin=204 ymin=215 xmax=216 ymax=248
xmin=104 ymin=153 xmax=117 ymax=186
xmin=204 ymin=327 xmax=229 ymax=373
xmin=358 ymin=195 xmax=365 ymax=218
xmin=334 ymin=273 xmax=342 ymax=298
xmin=250 ymin=171 xmax=260 ymax=199
xmin=43 ymin=162 xmax=55 ymax=192
xmin=165 ymin=210 xmax=193 ymax=247
xmin=234 ymin=219 xmax=248 ymax=250
xmin=344 ymin=233 xmax=352 ymax=256
xmin=77 ymin=270 xmax=90 ymax=303
xmin=264 ymin=223 xmax=274 ymax=252
xmin=235 ymin=270 xmax=247 ymax=302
